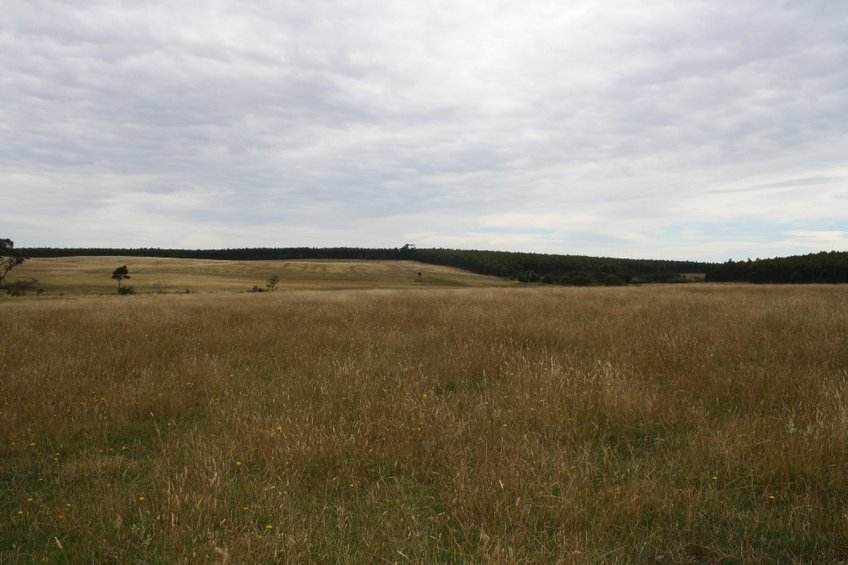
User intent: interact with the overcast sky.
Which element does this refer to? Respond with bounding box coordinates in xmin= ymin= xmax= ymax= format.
xmin=2 ymin=1 xmax=846 ymax=260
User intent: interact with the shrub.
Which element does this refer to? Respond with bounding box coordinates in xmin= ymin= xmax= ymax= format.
xmin=5 ymin=278 xmax=39 ymax=296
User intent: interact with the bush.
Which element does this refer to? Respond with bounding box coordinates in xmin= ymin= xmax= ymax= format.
xmin=117 ymin=286 xmax=135 ymax=295
xmin=5 ymin=278 xmax=39 ymax=296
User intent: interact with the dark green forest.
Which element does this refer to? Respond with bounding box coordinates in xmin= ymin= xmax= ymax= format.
xmin=18 ymin=246 xmax=848 ymax=285
xmin=706 ymin=251 xmax=848 ymax=284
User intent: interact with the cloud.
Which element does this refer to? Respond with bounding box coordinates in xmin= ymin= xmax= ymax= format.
xmin=784 ymin=230 xmax=848 ymax=251
xmin=2 ymin=0 xmax=847 ymax=259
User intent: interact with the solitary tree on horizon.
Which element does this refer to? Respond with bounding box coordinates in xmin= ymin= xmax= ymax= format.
xmin=111 ymin=265 xmax=131 ymax=292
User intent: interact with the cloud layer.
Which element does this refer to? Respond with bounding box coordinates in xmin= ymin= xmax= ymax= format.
xmin=2 ymin=0 xmax=847 ymax=259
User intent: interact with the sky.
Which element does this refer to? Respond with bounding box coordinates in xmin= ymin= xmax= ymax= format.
xmin=2 ymin=0 xmax=847 ymax=261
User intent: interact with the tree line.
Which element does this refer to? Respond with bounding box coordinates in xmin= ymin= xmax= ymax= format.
xmin=705 ymin=251 xmax=848 ymax=284
xmin=20 ymin=245 xmax=709 ymax=286
xmin=13 ymin=245 xmax=848 ymax=286
xmin=402 ymin=247 xmax=711 ymax=285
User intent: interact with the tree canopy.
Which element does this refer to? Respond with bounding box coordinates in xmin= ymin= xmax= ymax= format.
xmin=111 ymin=265 xmax=131 ymax=291
xmin=0 ymin=238 xmax=27 ymax=286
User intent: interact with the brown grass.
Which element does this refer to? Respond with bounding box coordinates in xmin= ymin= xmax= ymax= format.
xmin=2 ymin=284 xmax=847 ymax=562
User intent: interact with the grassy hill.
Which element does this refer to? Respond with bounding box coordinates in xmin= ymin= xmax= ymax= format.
xmin=7 ymin=256 xmax=513 ymax=296
xmin=20 ymin=246 xmax=848 ymax=284
xmin=21 ymin=246 xmax=713 ymax=285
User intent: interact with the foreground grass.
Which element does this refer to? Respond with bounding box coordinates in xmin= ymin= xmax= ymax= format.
xmin=1 ymin=285 xmax=847 ymax=562
xmin=8 ymin=256 xmax=510 ymax=295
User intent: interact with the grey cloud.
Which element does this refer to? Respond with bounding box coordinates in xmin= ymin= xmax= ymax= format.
xmin=2 ymin=1 xmax=847 ymax=257
xmin=758 ymin=176 xmax=843 ymax=189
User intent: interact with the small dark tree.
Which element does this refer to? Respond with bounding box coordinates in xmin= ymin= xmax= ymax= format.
xmin=266 ymin=274 xmax=280 ymax=291
xmin=111 ymin=265 xmax=131 ymax=292
xmin=0 ymin=238 xmax=27 ymax=286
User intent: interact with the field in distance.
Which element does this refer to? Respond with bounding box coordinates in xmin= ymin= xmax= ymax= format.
xmin=2 ymin=284 xmax=847 ymax=562
xmin=9 ymin=256 xmax=512 ymax=295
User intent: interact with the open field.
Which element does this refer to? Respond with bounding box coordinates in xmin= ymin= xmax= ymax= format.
xmin=7 ymin=256 xmax=512 ymax=295
xmin=2 ymin=284 xmax=848 ymax=562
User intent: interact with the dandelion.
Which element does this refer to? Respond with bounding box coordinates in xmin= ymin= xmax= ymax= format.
xmin=17 ymin=509 xmax=24 ymax=515
xmin=65 ymin=503 xmax=72 ymax=508
xmin=138 ymin=496 xmax=145 ymax=502
xmin=243 ymin=506 xmax=249 ymax=511
xmin=235 ymin=460 xmax=242 ymax=467
xmin=27 ymin=497 xmax=33 ymax=502
xmin=769 ymin=495 xmax=776 ymax=501
xmin=265 ymin=524 xmax=273 ymax=530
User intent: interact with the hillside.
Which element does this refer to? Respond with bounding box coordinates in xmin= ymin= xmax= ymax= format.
xmin=20 ymin=246 xmax=710 ymax=286
xmin=6 ymin=256 xmax=510 ymax=296
xmin=16 ymin=246 xmax=848 ymax=285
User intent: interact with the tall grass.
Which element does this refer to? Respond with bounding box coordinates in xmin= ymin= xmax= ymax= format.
xmin=2 ymin=285 xmax=847 ymax=562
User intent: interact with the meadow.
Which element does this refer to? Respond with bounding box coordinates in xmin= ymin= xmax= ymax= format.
xmin=6 ymin=256 xmax=510 ymax=295
xmin=1 ymin=260 xmax=847 ymax=562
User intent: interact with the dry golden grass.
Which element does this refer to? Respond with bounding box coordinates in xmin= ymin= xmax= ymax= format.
xmin=7 ymin=256 xmax=510 ymax=295
xmin=2 ymin=284 xmax=847 ymax=562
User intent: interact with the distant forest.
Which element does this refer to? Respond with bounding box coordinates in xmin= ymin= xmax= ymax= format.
xmin=19 ymin=246 xmax=848 ymax=285
xmin=706 ymin=251 xmax=848 ymax=284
